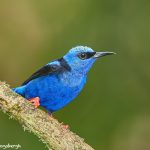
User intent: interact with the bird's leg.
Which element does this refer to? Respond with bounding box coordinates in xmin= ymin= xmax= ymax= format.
xmin=28 ymin=97 xmax=40 ymax=108
xmin=48 ymin=111 xmax=54 ymax=118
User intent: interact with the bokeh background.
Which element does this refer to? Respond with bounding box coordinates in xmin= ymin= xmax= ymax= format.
xmin=0 ymin=0 xmax=150 ymax=150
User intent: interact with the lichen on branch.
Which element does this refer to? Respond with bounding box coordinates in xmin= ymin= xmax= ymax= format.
xmin=0 ymin=81 xmax=94 ymax=150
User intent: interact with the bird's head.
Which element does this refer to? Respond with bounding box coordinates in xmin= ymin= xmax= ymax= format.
xmin=64 ymin=46 xmax=115 ymax=75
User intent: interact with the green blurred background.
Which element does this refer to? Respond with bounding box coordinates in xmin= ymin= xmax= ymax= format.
xmin=0 ymin=0 xmax=150 ymax=150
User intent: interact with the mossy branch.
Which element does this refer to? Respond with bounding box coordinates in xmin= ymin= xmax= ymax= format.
xmin=0 ymin=81 xmax=94 ymax=150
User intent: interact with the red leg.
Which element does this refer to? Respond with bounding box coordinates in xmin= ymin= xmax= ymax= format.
xmin=28 ymin=97 xmax=40 ymax=108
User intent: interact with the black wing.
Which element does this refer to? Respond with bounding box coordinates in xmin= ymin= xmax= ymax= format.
xmin=22 ymin=63 xmax=63 ymax=86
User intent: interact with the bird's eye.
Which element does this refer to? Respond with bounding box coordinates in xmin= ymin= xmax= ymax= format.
xmin=78 ymin=53 xmax=87 ymax=60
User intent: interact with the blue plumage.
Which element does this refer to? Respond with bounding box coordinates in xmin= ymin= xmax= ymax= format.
xmin=13 ymin=46 xmax=115 ymax=113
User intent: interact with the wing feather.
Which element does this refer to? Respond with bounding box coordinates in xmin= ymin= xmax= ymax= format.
xmin=22 ymin=63 xmax=62 ymax=85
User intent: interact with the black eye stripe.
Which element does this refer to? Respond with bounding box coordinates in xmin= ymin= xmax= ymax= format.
xmin=78 ymin=52 xmax=96 ymax=60
xmin=85 ymin=52 xmax=96 ymax=59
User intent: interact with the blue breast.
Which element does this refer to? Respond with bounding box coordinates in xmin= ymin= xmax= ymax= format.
xmin=24 ymin=73 xmax=86 ymax=112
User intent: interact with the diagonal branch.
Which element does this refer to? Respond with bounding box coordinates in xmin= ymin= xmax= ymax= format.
xmin=0 ymin=81 xmax=94 ymax=150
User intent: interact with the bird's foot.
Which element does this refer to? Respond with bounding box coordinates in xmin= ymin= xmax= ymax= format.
xmin=61 ymin=123 xmax=70 ymax=130
xmin=28 ymin=97 xmax=40 ymax=108
xmin=48 ymin=112 xmax=69 ymax=129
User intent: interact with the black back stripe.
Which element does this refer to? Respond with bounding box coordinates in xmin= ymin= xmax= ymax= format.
xmin=22 ymin=58 xmax=71 ymax=85
xmin=58 ymin=57 xmax=71 ymax=71
xmin=22 ymin=65 xmax=60 ymax=85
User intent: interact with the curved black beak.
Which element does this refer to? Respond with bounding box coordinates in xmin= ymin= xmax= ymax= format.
xmin=93 ymin=52 xmax=116 ymax=58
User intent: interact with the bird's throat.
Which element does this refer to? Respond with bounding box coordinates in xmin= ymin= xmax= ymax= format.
xmin=59 ymin=71 xmax=87 ymax=88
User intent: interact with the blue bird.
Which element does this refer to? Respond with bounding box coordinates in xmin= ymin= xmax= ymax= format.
xmin=13 ymin=46 xmax=115 ymax=113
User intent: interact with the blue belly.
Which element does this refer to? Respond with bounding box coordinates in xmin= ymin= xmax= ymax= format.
xmin=24 ymin=74 xmax=86 ymax=112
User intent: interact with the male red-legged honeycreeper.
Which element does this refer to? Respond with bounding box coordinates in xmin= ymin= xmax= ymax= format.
xmin=13 ymin=46 xmax=115 ymax=113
